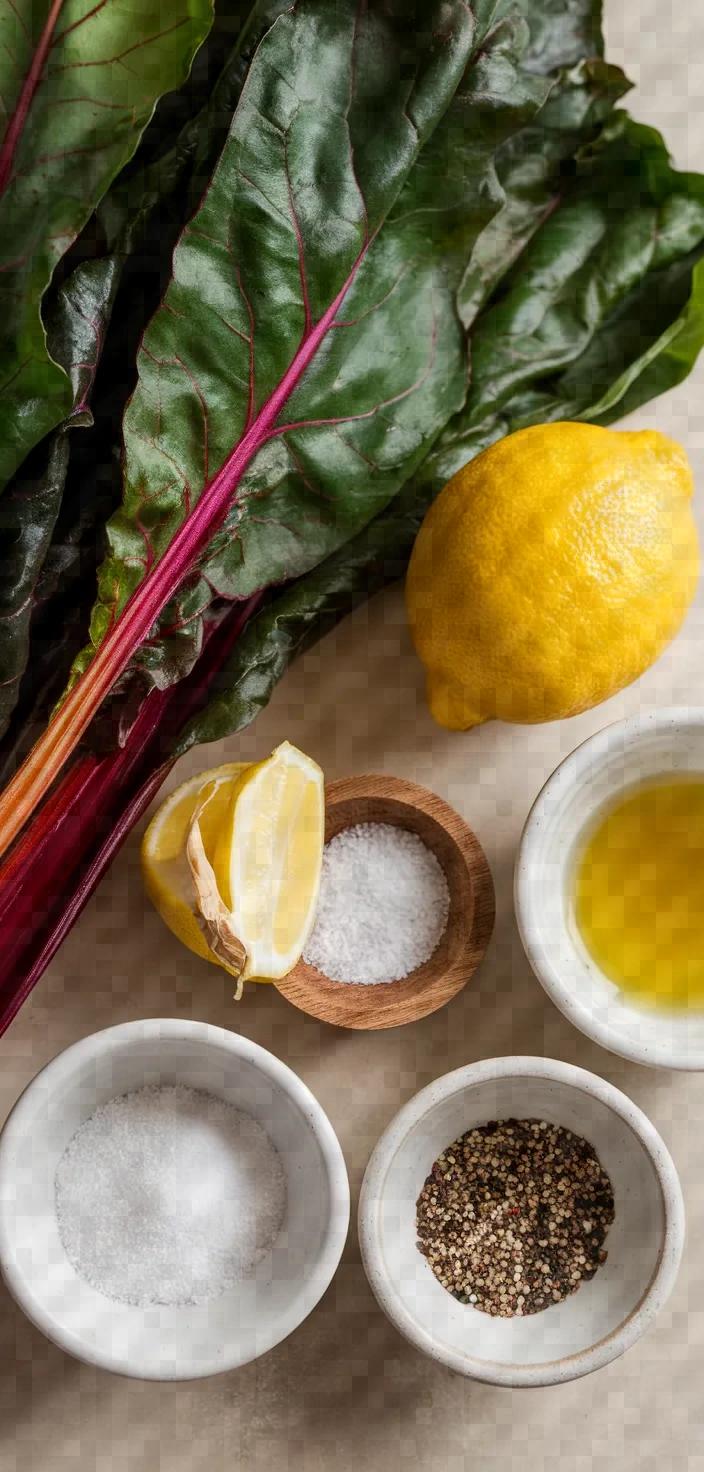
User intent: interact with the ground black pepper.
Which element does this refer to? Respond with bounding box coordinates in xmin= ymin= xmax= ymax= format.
xmin=415 ymin=1118 xmax=615 ymax=1317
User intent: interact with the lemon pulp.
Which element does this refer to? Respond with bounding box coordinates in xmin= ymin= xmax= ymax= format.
xmin=212 ymin=741 xmax=324 ymax=979
xmin=573 ymin=777 xmax=704 ymax=1010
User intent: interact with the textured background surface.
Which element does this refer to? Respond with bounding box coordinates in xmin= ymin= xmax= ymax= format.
xmin=3 ymin=2 xmax=704 ymax=1466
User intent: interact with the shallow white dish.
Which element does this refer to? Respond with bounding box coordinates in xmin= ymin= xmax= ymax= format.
xmin=358 ymin=1057 xmax=684 ymax=1387
xmin=515 ymin=707 xmax=704 ymax=1070
xmin=0 ymin=1019 xmax=350 ymax=1380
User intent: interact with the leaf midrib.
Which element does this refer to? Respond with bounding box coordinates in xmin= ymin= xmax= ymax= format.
xmin=0 ymin=0 xmax=66 ymax=198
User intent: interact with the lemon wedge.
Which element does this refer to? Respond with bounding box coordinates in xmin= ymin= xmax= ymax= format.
xmin=141 ymin=743 xmax=324 ymax=993
xmin=141 ymin=763 xmax=250 ymax=975
xmin=210 ymin=740 xmax=324 ymax=982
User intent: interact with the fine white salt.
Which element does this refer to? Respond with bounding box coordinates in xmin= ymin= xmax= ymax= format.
xmin=54 ymin=1084 xmax=286 ymax=1307
xmin=303 ymin=821 xmax=450 ymax=984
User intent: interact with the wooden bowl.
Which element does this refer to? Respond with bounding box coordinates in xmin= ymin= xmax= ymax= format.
xmin=275 ymin=775 xmax=495 ymax=1030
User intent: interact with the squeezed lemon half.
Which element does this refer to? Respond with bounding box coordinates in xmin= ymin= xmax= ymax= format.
xmin=141 ymin=743 xmax=324 ymax=991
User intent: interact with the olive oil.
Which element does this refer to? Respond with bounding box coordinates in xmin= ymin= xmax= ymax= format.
xmin=573 ymin=777 xmax=704 ymax=1010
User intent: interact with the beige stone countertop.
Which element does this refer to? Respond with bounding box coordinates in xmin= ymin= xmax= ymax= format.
xmin=3 ymin=2 xmax=704 ymax=1468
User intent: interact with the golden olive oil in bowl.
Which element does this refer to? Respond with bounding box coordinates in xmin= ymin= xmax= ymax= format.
xmin=573 ymin=777 xmax=704 ymax=1011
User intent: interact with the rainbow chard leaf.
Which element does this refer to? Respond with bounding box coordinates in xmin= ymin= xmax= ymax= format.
xmin=0 ymin=251 xmax=123 ymax=743
xmin=0 ymin=0 xmax=277 ymax=754
xmin=0 ymin=0 xmax=214 ymax=495
xmin=77 ymin=0 xmax=629 ymax=739
xmin=428 ymin=111 xmax=704 ymax=482
xmin=457 ymin=57 xmax=631 ymax=325
xmin=457 ymin=0 xmax=632 ymax=323
xmin=69 ymin=0 xmax=550 ymax=698
xmin=173 ymin=112 xmax=704 ymax=758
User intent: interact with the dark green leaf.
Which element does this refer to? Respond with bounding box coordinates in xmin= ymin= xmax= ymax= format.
xmin=171 ymin=0 xmax=635 ymax=759
xmin=97 ymin=0 xmax=291 ymax=254
xmin=454 ymin=0 xmax=632 ymax=326
xmin=0 ymin=252 xmax=122 ymax=742
xmin=457 ymin=59 xmax=631 ymax=326
xmin=429 ymin=111 xmax=704 ymax=485
xmin=74 ymin=0 xmax=550 ymax=696
xmin=515 ymin=0 xmax=604 ymax=73
xmin=0 ymin=0 xmax=214 ymax=497
xmin=0 ymin=435 xmax=69 ymax=741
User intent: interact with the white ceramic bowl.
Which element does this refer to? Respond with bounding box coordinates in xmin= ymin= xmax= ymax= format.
xmin=515 ymin=708 xmax=704 ymax=1070
xmin=358 ymin=1057 xmax=684 ymax=1387
xmin=0 ymin=1019 xmax=350 ymax=1380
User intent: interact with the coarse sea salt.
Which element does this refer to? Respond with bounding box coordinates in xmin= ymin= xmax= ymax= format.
xmin=303 ymin=821 xmax=450 ymax=984
xmin=54 ymin=1084 xmax=286 ymax=1307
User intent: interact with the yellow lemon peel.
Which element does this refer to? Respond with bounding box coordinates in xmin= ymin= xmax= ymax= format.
xmin=406 ymin=422 xmax=699 ymax=730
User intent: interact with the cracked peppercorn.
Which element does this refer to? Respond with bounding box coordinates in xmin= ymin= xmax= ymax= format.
xmin=415 ymin=1118 xmax=615 ymax=1317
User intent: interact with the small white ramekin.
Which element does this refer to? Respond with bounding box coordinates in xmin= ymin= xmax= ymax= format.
xmin=0 ymin=1019 xmax=350 ymax=1379
xmin=515 ymin=708 xmax=704 ymax=1070
xmin=358 ymin=1056 xmax=684 ymax=1387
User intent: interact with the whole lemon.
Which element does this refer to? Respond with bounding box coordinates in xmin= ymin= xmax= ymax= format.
xmin=406 ymin=422 xmax=699 ymax=730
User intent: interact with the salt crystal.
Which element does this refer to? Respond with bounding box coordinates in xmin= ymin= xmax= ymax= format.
xmin=303 ymin=821 xmax=450 ymax=984
xmin=54 ymin=1085 xmax=286 ymax=1307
